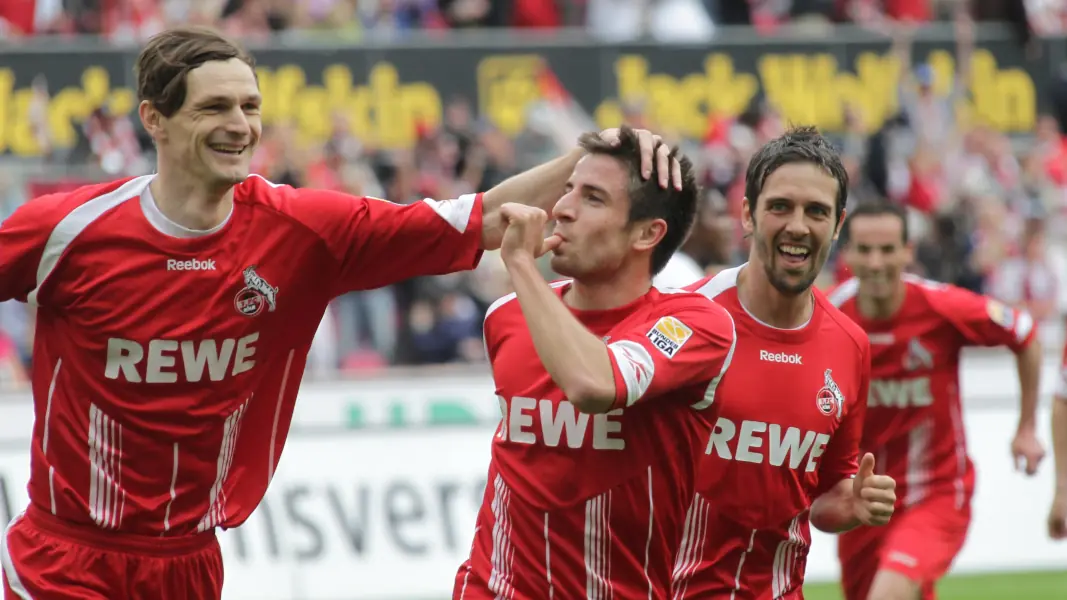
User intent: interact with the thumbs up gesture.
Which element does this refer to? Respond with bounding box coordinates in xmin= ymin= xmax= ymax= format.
xmin=852 ymin=453 xmax=897 ymax=527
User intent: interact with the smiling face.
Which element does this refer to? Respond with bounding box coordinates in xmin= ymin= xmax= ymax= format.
xmin=742 ymin=162 xmax=842 ymax=296
xmin=844 ymin=212 xmax=913 ymax=302
xmin=141 ymin=58 xmax=262 ymax=191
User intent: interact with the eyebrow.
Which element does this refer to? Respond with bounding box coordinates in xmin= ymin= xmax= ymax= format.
xmin=194 ymin=94 xmax=262 ymax=107
xmin=578 ymin=182 xmax=611 ymax=198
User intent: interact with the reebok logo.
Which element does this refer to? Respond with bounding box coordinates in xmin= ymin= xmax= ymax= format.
xmin=167 ymin=259 xmax=216 ymax=271
xmin=760 ymin=350 xmax=802 ymax=365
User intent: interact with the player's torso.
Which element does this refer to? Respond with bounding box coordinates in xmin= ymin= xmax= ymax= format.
xmin=28 ymin=188 xmax=333 ymax=533
xmin=697 ymin=291 xmax=862 ymax=530
xmin=488 ymin=301 xmax=711 ymax=511
xmin=837 ymin=286 xmax=971 ymax=505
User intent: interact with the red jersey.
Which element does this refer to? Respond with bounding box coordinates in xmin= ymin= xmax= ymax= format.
xmin=456 ymin=282 xmax=737 ymax=600
xmin=0 ymin=174 xmax=482 ymax=538
xmin=673 ymin=265 xmax=870 ymax=600
xmin=828 ymin=275 xmax=1035 ymax=508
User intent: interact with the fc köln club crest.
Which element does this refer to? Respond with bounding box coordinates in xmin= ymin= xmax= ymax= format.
xmin=234 ymin=265 xmax=278 ymax=317
xmin=816 ymin=369 xmax=845 ymax=418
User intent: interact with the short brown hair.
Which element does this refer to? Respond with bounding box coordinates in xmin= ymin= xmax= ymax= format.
xmin=577 ymin=126 xmax=698 ymax=275
xmin=136 ymin=26 xmax=255 ymax=117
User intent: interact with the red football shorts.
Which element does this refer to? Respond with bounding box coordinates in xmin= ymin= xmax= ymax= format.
xmin=837 ymin=493 xmax=971 ymax=600
xmin=2 ymin=507 xmax=223 ymax=600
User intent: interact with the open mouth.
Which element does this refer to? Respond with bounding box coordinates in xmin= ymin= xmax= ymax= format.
xmin=777 ymin=243 xmax=810 ymax=266
xmin=208 ymin=144 xmax=247 ymax=156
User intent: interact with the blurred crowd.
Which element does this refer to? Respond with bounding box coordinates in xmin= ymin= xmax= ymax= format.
xmin=0 ymin=2 xmax=1065 ymax=387
xmin=1 ymin=0 xmax=1064 ymax=41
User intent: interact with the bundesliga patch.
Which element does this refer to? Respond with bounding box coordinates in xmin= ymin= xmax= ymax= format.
xmin=646 ymin=316 xmax=693 ymax=358
xmin=986 ymin=299 xmax=1014 ymax=330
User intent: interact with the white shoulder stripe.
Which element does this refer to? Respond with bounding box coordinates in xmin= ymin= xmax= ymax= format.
xmin=826 ymin=277 xmax=859 ymax=307
xmin=482 ymin=279 xmax=571 ymax=360
xmin=691 ymin=265 xmax=743 ymax=301
xmin=28 ymin=175 xmax=153 ymax=306
xmin=421 ymin=194 xmax=479 ymax=234
xmin=484 ymin=279 xmax=571 ymax=323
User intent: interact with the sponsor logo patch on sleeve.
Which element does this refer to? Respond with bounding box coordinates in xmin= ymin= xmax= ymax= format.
xmin=986 ymin=299 xmax=1014 ymax=330
xmin=646 ymin=316 xmax=693 ymax=358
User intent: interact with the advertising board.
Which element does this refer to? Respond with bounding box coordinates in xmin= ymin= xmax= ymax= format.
xmin=0 ymin=390 xmax=1063 ymax=598
xmin=1 ymin=29 xmax=1061 ymax=158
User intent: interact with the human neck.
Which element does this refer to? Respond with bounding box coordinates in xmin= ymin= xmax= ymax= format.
xmin=565 ymin=266 xmax=651 ymax=311
xmin=857 ymin=281 xmax=906 ymax=321
xmin=736 ymin=262 xmax=813 ymax=329
xmin=150 ymin=169 xmax=234 ymax=231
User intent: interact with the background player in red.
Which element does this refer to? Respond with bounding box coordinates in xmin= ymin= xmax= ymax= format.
xmin=0 ymin=28 xmax=683 ymax=600
xmin=672 ymin=126 xmax=896 ymax=600
xmin=829 ymin=201 xmax=1045 ymax=600
xmin=454 ymin=127 xmax=738 ymax=599
xmin=1051 ymin=341 xmax=1067 ymax=540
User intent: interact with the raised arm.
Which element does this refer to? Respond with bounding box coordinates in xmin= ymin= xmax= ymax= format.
xmin=479 ymin=127 xmax=682 ymax=250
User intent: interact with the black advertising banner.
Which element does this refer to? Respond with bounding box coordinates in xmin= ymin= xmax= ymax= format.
xmin=0 ymin=34 xmax=1059 ymax=157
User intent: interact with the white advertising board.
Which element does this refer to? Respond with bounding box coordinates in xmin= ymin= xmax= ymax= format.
xmin=0 ymin=409 xmax=1063 ymax=599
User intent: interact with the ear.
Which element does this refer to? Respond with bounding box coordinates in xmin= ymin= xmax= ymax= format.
xmin=741 ymin=197 xmax=755 ymax=237
xmin=832 ymin=208 xmax=847 ymax=242
xmin=139 ymin=100 xmax=165 ymax=143
xmin=632 ymin=218 xmax=667 ymax=253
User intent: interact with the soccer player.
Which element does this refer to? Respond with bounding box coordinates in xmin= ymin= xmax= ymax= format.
xmin=672 ymin=126 xmax=897 ymax=600
xmin=829 ymin=200 xmax=1045 ymax=600
xmin=454 ymin=127 xmax=738 ymax=599
xmin=1051 ymin=341 xmax=1067 ymax=540
xmin=0 ymin=28 xmax=683 ymax=600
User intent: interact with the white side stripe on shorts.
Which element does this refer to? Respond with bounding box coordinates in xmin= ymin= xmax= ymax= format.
xmin=1 ymin=514 xmax=33 ymax=599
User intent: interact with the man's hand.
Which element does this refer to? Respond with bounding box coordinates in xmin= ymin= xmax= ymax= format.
xmin=498 ymin=203 xmax=562 ymax=266
xmin=1049 ymin=492 xmax=1067 ymax=540
xmin=852 ymin=453 xmax=896 ymax=527
xmin=597 ymin=128 xmax=683 ymax=190
xmin=1012 ymin=427 xmax=1046 ymax=476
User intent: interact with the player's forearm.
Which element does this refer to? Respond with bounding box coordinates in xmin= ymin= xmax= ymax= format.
xmin=1015 ymin=339 xmax=1042 ymax=432
xmin=1054 ymin=399 xmax=1067 ymax=493
xmin=809 ymin=479 xmax=860 ymax=533
xmin=480 ymin=148 xmax=585 ymax=250
xmin=506 ymin=256 xmax=617 ymax=413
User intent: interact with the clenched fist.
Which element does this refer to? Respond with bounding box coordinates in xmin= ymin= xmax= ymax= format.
xmin=498 ymin=203 xmax=563 ymax=266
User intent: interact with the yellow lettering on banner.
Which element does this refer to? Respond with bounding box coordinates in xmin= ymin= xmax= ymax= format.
xmin=255 ymin=62 xmax=442 ymax=148
xmin=477 ymin=55 xmax=544 ymax=137
xmin=597 ymin=55 xmax=758 ymax=136
xmin=594 ymin=48 xmax=1034 ymax=136
xmin=0 ymin=47 xmax=1039 ymax=157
